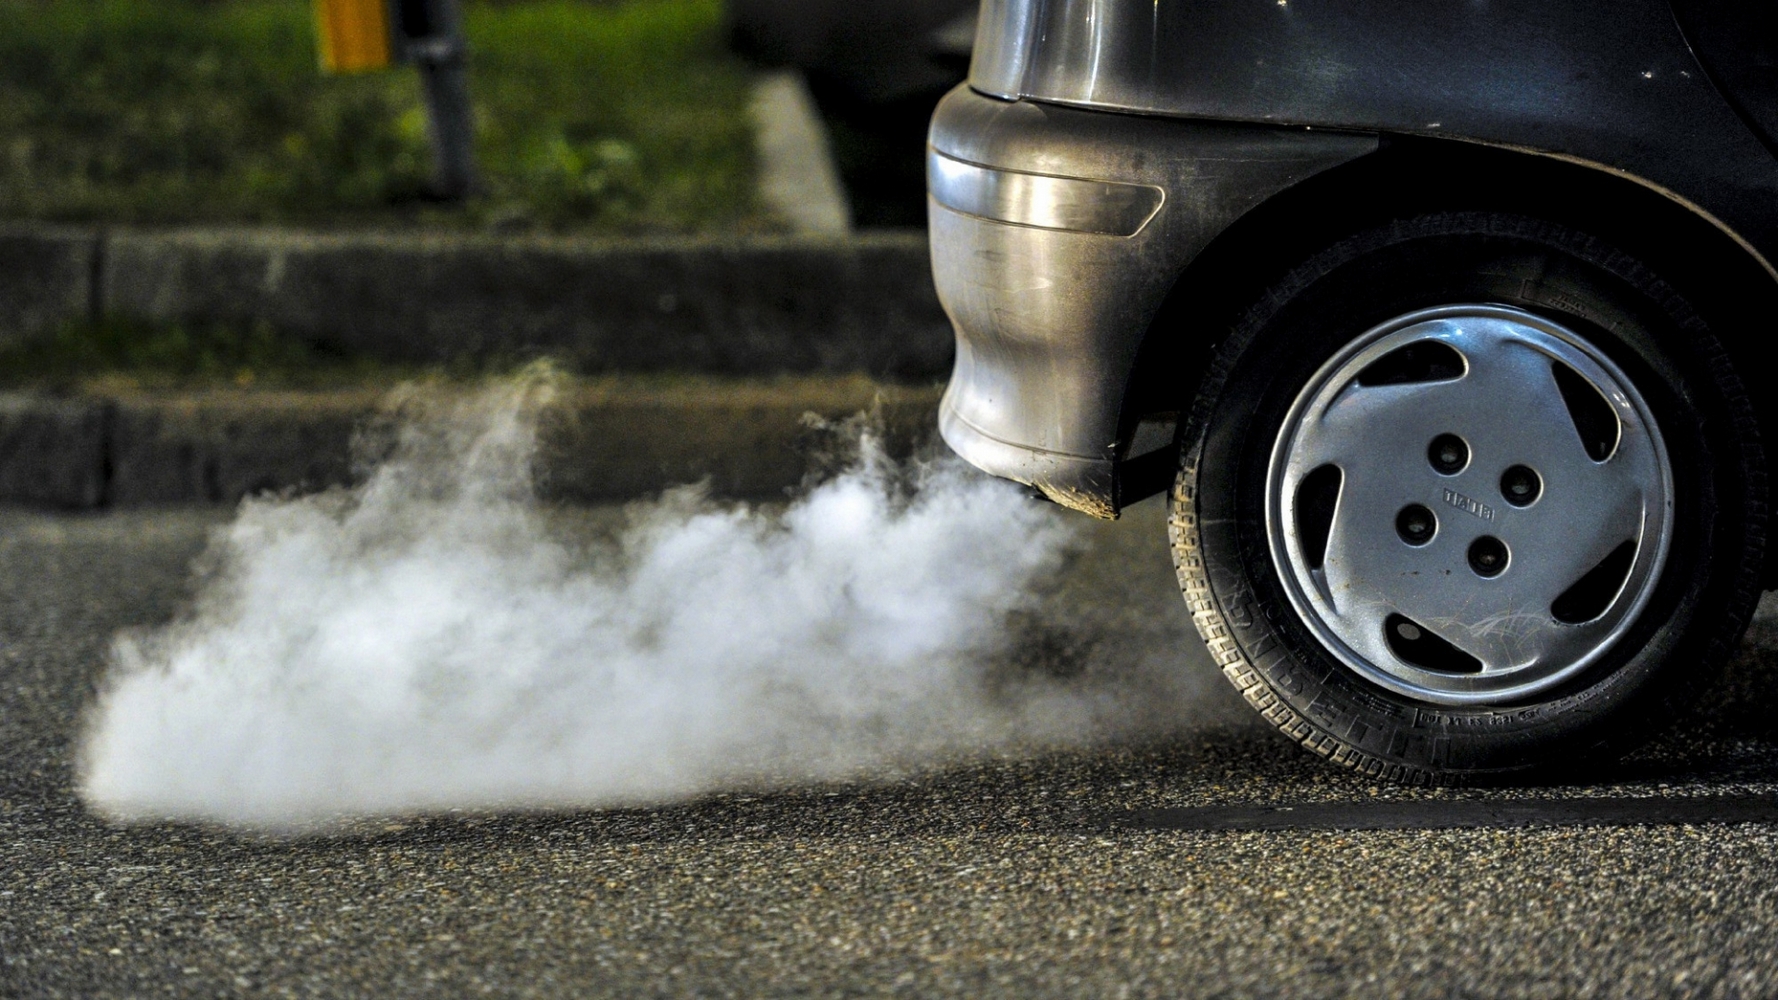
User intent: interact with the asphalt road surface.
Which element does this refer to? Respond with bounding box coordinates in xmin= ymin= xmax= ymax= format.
xmin=3 ymin=498 xmax=1777 ymax=998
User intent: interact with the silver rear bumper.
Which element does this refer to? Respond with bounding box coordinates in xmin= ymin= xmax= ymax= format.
xmin=927 ymin=86 xmax=1375 ymax=517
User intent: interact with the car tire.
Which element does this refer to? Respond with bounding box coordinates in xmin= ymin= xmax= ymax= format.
xmin=1168 ymin=212 xmax=1767 ymax=784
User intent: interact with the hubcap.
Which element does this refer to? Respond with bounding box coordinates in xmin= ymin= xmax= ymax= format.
xmin=1266 ymin=305 xmax=1673 ymax=705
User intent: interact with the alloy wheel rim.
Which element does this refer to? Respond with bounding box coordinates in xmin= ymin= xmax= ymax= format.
xmin=1265 ymin=304 xmax=1673 ymax=705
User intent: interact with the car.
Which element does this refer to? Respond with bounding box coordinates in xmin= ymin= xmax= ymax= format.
xmin=927 ymin=0 xmax=1778 ymax=783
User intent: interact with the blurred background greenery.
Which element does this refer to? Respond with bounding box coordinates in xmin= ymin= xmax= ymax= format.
xmin=0 ymin=0 xmax=978 ymax=387
xmin=0 ymin=0 xmax=765 ymax=233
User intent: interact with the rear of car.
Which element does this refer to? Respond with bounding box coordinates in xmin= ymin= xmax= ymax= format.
xmin=928 ymin=0 xmax=1778 ymax=782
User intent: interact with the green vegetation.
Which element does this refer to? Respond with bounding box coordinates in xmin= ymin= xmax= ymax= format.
xmin=0 ymin=317 xmax=900 ymax=393
xmin=0 ymin=318 xmax=928 ymax=400
xmin=0 ymin=0 xmax=763 ymax=233
xmin=0 ymin=317 xmax=433 ymax=391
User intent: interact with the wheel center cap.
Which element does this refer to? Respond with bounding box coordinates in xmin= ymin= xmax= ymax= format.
xmin=1265 ymin=304 xmax=1673 ymax=705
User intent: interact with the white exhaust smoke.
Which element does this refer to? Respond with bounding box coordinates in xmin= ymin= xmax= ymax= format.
xmin=78 ymin=372 xmax=1195 ymax=830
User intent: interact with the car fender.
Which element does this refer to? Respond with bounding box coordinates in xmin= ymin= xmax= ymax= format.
xmin=928 ymin=87 xmax=1377 ymax=516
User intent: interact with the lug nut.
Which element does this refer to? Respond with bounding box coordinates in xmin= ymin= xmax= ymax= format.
xmin=1468 ymin=536 xmax=1509 ymax=577
xmin=1396 ymin=504 xmax=1437 ymax=546
xmin=1428 ymin=434 xmax=1469 ymax=474
xmin=1501 ymin=464 xmax=1541 ymax=507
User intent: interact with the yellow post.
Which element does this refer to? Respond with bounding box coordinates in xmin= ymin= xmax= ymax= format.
xmin=313 ymin=0 xmax=395 ymax=73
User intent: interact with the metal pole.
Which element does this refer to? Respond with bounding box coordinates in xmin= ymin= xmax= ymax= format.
xmin=409 ymin=0 xmax=477 ymax=200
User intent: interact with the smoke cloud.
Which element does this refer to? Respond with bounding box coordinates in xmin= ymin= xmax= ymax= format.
xmin=78 ymin=372 xmax=1201 ymax=830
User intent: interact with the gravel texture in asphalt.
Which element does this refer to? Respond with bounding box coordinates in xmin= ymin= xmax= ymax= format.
xmin=2 ymin=498 xmax=1777 ymax=998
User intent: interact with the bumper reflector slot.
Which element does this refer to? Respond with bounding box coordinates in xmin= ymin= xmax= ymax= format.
xmin=927 ymin=151 xmax=1164 ymax=237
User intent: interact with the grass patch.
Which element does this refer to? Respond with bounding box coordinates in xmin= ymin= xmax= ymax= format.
xmin=0 ymin=317 xmax=441 ymax=391
xmin=0 ymin=0 xmax=764 ymax=233
xmin=0 ymin=318 xmax=933 ymax=395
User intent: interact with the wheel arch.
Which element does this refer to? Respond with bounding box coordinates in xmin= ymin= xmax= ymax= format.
xmin=1120 ymin=134 xmax=1778 ymax=581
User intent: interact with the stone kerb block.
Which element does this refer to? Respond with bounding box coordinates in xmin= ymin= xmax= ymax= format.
xmin=0 ymin=224 xmax=99 ymax=348
xmin=105 ymin=391 xmax=375 ymax=506
xmin=99 ymin=229 xmax=953 ymax=377
xmin=0 ymin=394 xmax=107 ymax=508
xmin=102 ymin=230 xmax=432 ymax=360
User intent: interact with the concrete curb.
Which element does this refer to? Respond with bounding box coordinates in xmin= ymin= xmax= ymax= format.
xmin=0 ymin=380 xmax=944 ymax=508
xmin=752 ymin=70 xmax=851 ymax=236
xmin=0 ymin=223 xmax=951 ymax=377
xmin=0 ymin=224 xmax=99 ymax=346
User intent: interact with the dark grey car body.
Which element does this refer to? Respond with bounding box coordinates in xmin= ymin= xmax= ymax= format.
xmin=928 ymin=0 xmax=1778 ymax=539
